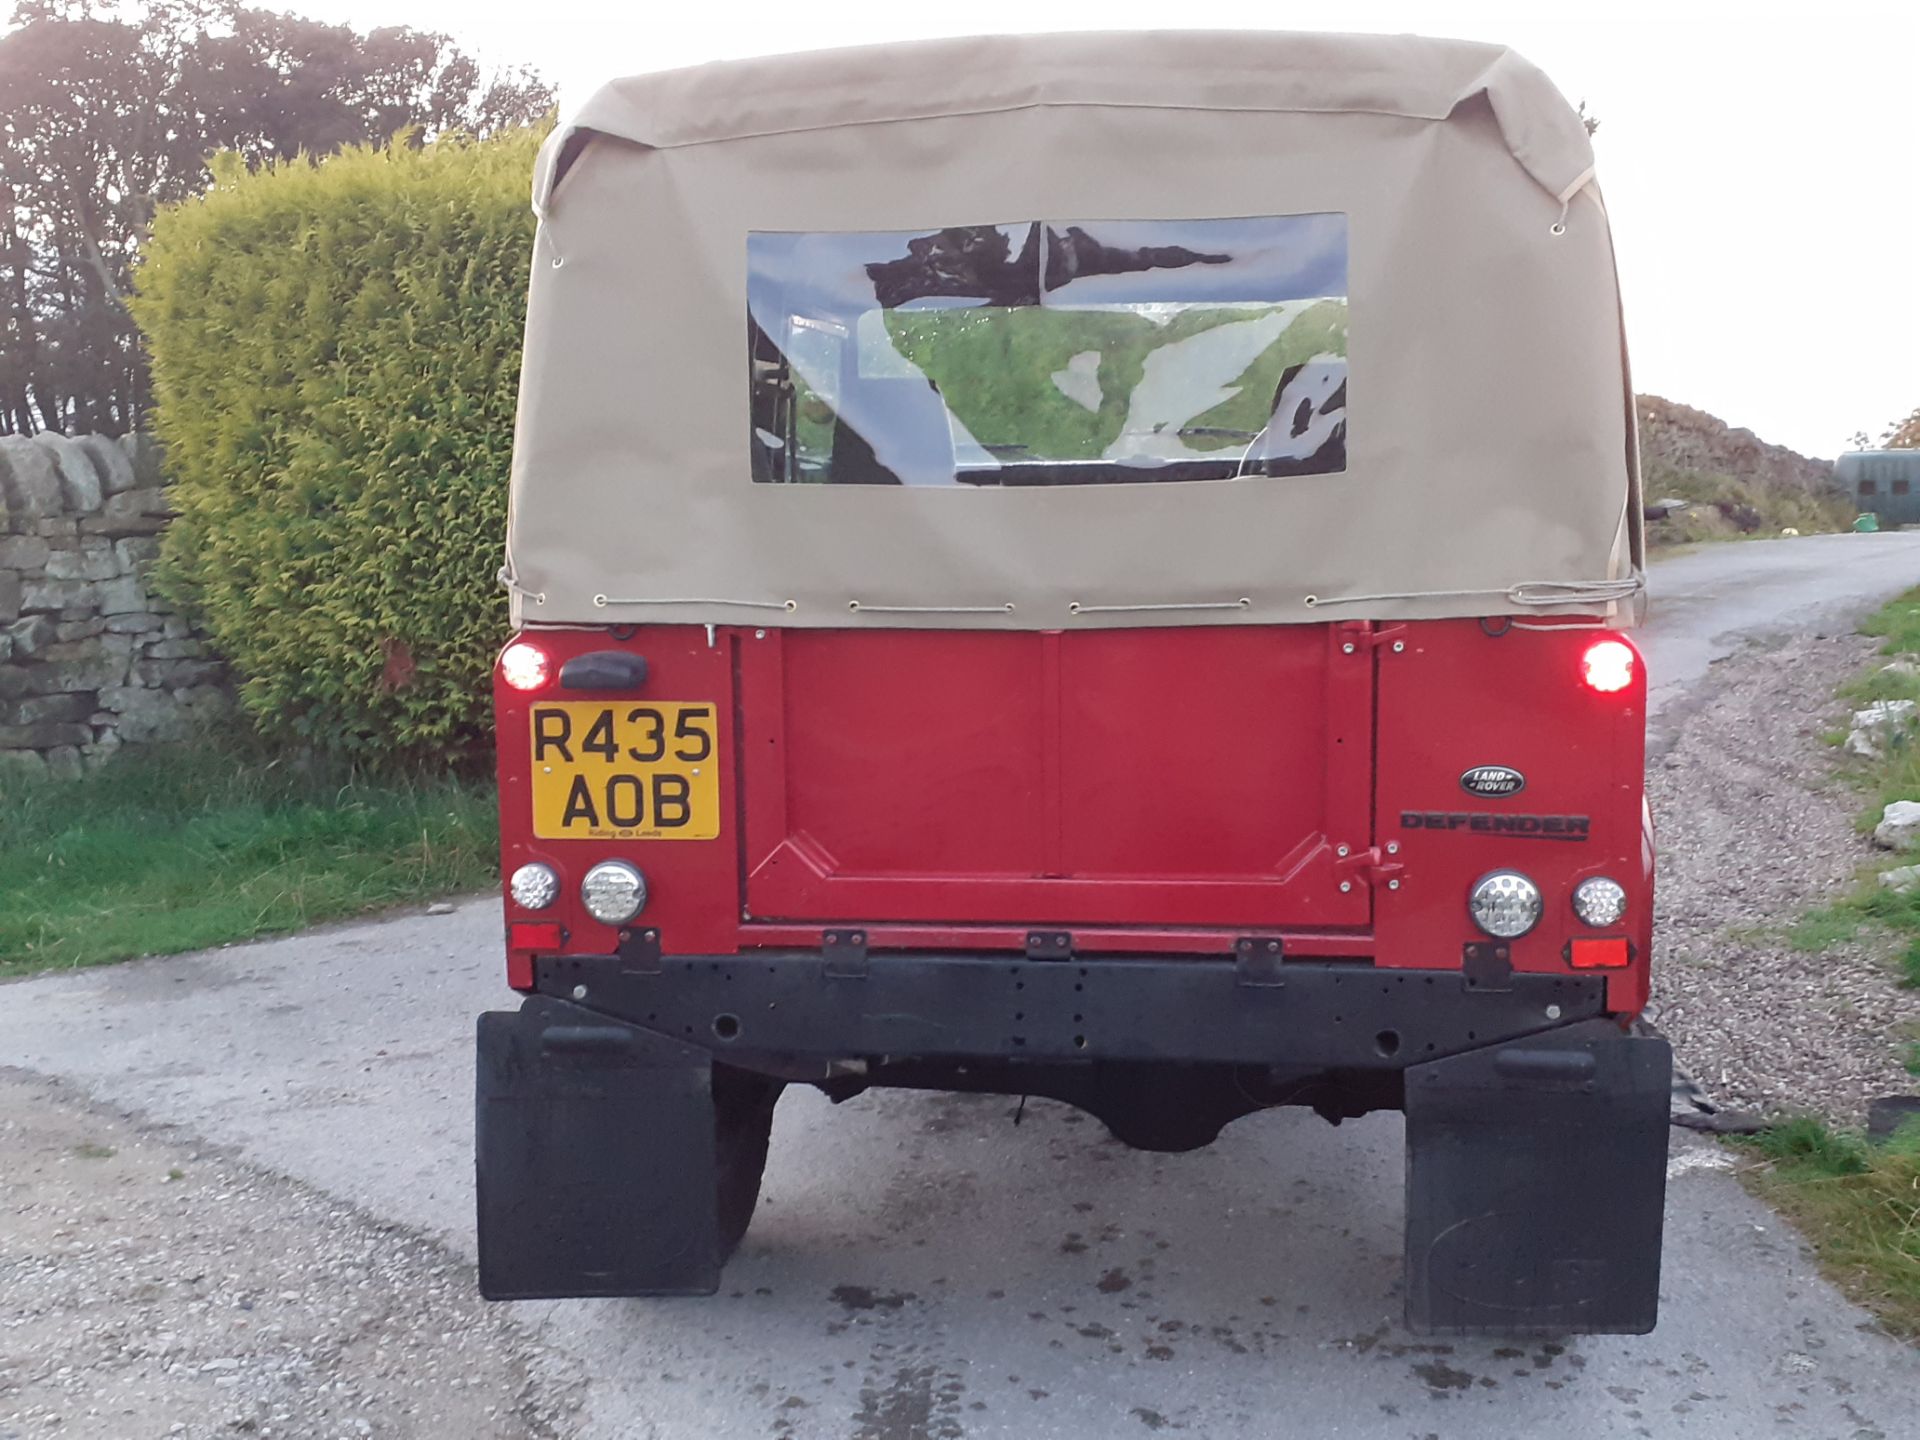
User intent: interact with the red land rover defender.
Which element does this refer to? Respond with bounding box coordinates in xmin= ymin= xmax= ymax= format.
xmin=477 ymin=31 xmax=1668 ymax=1336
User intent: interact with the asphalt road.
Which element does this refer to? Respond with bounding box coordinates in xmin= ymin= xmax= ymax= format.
xmin=8 ymin=534 xmax=1920 ymax=1439
xmin=1638 ymin=531 xmax=1920 ymax=747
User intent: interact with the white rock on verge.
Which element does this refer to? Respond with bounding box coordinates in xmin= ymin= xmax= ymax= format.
xmin=1853 ymin=698 xmax=1916 ymax=731
xmin=1872 ymin=799 xmax=1920 ymax=850
xmin=1877 ymin=864 xmax=1920 ymax=892
xmin=1880 ymin=658 xmax=1920 ymax=680
xmin=1846 ymin=698 xmax=1918 ymax=758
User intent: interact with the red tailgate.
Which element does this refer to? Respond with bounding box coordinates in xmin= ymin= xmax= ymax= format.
xmin=740 ymin=625 xmax=1373 ymax=929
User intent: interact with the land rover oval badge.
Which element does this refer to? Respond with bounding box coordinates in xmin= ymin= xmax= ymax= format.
xmin=1460 ymin=765 xmax=1526 ymax=798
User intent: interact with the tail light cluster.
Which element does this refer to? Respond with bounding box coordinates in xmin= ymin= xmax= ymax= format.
xmin=1467 ymin=867 xmax=1632 ymax=964
xmin=499 ymin=640 xmax=649 ymax=958
xmin=509 ymin=859 xmax=649 ymax=925
xmin=1462 ymin=638 xmax=1639 ymax=965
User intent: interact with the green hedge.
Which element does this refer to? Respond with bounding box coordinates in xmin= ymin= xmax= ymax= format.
xmin=132 ymin=128 xmax=544 ymax=765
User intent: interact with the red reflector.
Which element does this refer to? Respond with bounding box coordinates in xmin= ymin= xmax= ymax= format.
xmin=508 ymin=921 xmax=564 ymax=952
xmin=1581 ymin=639 xmax=1635 ymax=694
xmin=499 ymin=641 xmax=551 ymax=692
xmin=1568 ymin=938 xmax=1631 ymax=969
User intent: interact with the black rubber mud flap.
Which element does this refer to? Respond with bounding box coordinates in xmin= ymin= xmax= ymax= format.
xmin=476 ymin=996 xmax=720 ymax=1300
xmin=1404 ymin=1019 xmax=1671 ymax=1336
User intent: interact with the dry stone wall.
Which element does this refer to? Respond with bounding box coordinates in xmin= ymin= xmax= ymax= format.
xmin=0 ymin=433 xmax=227 ymax=778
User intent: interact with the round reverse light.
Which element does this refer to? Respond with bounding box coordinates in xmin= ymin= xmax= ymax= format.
xmin=581 ymin=860 xmax=647 ymax=925
xmin=499 ymin=641 xmax=551 ymax=692
xmin=1469 ymin=870 xmax=1543 ymax=939
xmin=1581 ymin=639 xmax=1635 ymax=694
xmin=509 ymin=862 xmax=559 ymax=911
xmin=1573 ymin=875 xmax=1629 ymax=928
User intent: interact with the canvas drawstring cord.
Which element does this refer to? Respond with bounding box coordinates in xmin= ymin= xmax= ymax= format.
xmin=593 ymin=594 xmax=798 ymax=612
xmin=846 ymin=601 xmax=1016 ymax=615
xmin=1068 ymin=598 xmax=1253 ymax=615
xmin=1306 ymin=572 xmax=1644 ymax=610
xmin=1551 ymin=165 xmax=1597 ymax=236
xmin=528 ymin=579 xmax=1644 ymax=619
xmin=496 ymin=563 xmax=546 ymax=607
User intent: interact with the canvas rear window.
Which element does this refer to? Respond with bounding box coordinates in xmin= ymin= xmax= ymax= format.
xmin=746 ymin=215 xmax=1348 ymax=487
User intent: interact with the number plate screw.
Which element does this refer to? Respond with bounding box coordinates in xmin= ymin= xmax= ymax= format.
xmin=1545 ymin=1004 xmax=1562 ymax=1020
xmin=571 ymin=984 xmax=588 ymax=1001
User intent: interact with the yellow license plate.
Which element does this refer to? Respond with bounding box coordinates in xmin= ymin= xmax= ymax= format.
xmin=529 ymin=702 xmax=720 ymax=840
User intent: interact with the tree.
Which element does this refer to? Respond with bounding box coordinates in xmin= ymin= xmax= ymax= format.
xmin=1882 ymin=407 xmax=1920 ymax=450
xmin=0 ymin=0 xmax=552 ymax=436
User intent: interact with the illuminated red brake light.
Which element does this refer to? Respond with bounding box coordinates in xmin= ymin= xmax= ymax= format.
xmin=500 ymin=641 xmax=552 ymax=692
xmin=1581 ymin=639 xmax=1635 ymax=694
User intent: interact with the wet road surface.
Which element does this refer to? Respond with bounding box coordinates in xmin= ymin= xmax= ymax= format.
xmin=1638 ymin=531 xmax=1920 ymax=745
xmin=6 ymin=535 xmax=1920 ymax=1438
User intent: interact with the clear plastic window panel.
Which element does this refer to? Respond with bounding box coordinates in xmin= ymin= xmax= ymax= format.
xmin=747 ymin=215 xmax=1348 ymax=487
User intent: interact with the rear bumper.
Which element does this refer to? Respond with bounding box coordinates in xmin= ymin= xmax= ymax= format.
xmin=529 ymin=948 xmax=1609 ymax=1070
xmin=477 ymin=975 xmax=1671 ymax=1333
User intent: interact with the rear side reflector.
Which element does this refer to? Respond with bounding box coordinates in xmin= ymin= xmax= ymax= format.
xmin=509 ymin=921 xmax=565 ymax=952
xmin=1581 ymin=640 xmax=1635 ymax=694
xmin=1567 ymin=938 xmax=1631 ymax=969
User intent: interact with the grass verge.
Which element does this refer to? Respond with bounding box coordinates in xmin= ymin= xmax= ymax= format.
xmin=1739 ymin=1117 xmax=1920 ymax=1340
xmin=1762 ymin=587 xmax=1920 ymax=1339
xmin=1787 ymin=585 xmax=1920 ymax=989
xmin=0 ymin=742 xmax=496 ymax=977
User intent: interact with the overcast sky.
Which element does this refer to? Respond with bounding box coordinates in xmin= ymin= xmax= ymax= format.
xmin=239 ymin=2 xmax=1920 ymax=456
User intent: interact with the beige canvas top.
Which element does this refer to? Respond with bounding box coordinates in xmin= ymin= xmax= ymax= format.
xmin=505 ymin=30 xmax=1643 ymax=630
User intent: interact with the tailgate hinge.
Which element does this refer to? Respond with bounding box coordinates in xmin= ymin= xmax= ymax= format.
xmin=1462 ymin=940 xmax=1515 ymax=992
xmin=615 ymin=926 xmax=663 ymax=974
xmin=1234 ymin=936 xmax=1287 ymax=987
xmin=1025 ymin=930 xmax=1074 ymax=961
xmin=1335 ymin=620 xmax=1409 ymax=655
xmin=822 ymin=928 xmax=869 ymax=978
xmin=1334 ymin=845 xmax=1406 ymax=891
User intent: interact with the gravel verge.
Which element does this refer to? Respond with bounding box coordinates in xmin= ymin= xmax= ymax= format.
xmin=1646 ymin=631 xmax=1920 ymax=1124
xmin=0 ymin=1071 xmax=572 ymax=1440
